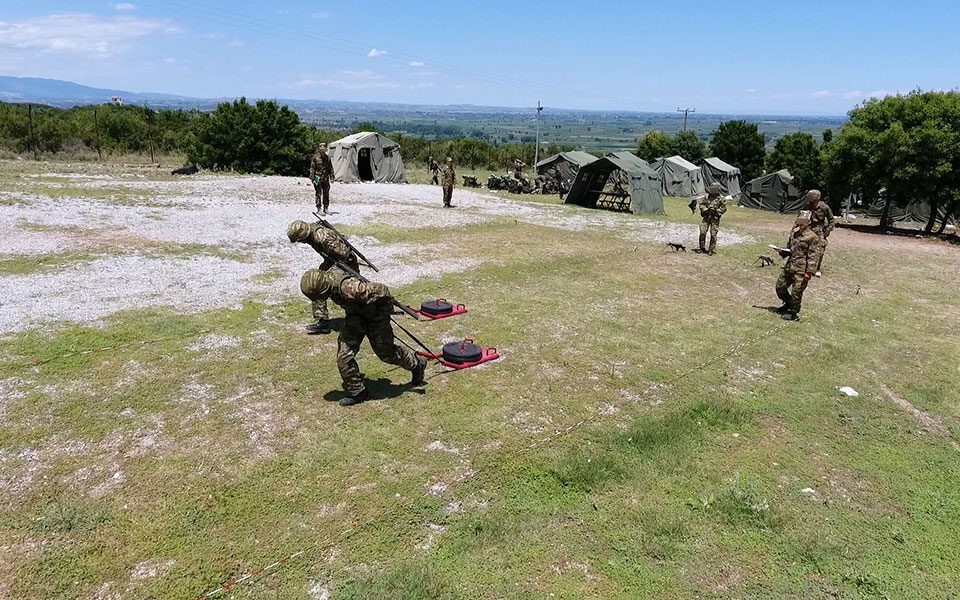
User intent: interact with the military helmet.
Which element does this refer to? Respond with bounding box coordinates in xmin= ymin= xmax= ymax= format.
xmin=795 ymin=210 xmax=812 ymax=225
xmin=317 ymin=143 xmax=327 ymax=151
xmin=300 ymin=269 xmax=335 ymax=300
xmin=707 ymin=182 xmax=722 ymax=194
xmin=445 ymin=157 xmax=453 ymax=163
xmin=287 ymin=220 xmax=311 ymax=243
xmin=805 ymin=189 xmax=822 ymax=202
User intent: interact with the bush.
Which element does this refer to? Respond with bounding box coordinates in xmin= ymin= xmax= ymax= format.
xmin=187 ymin=98 xmax=313 ymax=175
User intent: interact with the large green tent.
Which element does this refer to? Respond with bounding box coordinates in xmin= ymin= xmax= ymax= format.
xmin=701 ymin=157 xmax=742 ymax=196
xmin=565 ymin=151 xmax=664 ymax=214
xmin=535 ymin=151 xmax=598 ymax=186
xmin=739 ymin=169 xmax=803 ymax=213
xmin=650 ymin=155 xmax=705 ymax=197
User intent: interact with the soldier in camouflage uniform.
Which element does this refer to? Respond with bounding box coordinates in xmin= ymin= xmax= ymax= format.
xmin=287 ymin=220 xmax=360 ymax=335
xmin=300 ymin=267 xmax=427 ymax=406
xmin=427 ymin=156 xmax=440 ymax=185
xmin=441 ymin=157 xmax=455 ymax=207
xmin=513 ymin=158 xmax=527 ymax=182
xmin=775 ymin=210 xmax=823 ymax=321
xmin=698 ymin=182 xmax=728 ymax=254
xmin=803 ymin=189 xmax=835 ymax=277
xmin=309 ymin=143 xmax=334 ymax=214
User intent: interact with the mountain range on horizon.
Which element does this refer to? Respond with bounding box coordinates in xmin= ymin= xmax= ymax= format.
xmin=0 ymin=76 xmax=844 ymax=120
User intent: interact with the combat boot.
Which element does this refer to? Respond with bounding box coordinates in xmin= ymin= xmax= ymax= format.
xmin=305 ymin=320 xmax=332 ymax=335
xmin=775 ymin=304 xmax=790 ymax=314
xmin=411 ymin=356 xmax=427 ymax=386
xmin=339 ymin=389 xmax=368 ymax=406
xmin=780 ymin=311 xmax=800 ymax=321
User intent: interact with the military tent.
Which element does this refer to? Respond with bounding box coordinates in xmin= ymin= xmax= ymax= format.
xmin=701 ymin=157 xmax=742 ymax=196
xmin=328 ymin=132 xmax=405 ymax=183
xmin=565 ymin=151 xmax=663 ymax=215
xmin=535 ymin=151 xmax=598 ymax=185
xmin=866 ymin=195 xmax=957 ymax=228
xmin=739 ymin=169 xmax=803 ymax=213
xmin=650 ymin=155 xmax=705 ymax=197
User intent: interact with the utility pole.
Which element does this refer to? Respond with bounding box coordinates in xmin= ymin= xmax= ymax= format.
xmin=27 ymin=104 xmax=38 ymax=160
xmin=677 ymin=107 xmax=696 ymax=132
xmin=93 ymin=108 xmax=102 ymax=160
xmin=533 ymin=100 xmax=543 ymax=169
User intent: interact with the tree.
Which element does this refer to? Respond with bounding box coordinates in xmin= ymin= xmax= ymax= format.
xmin=188 ymin=98 xmax=313 ymax=175
xmin=767 ymin=133 xmax=822 ymax=192
xmin=673 ymin=130 xmax=706 ymax=164
xmin=709 ymin=120 xmax=766 ymax=182
xmin=823 ymin=91 xmax=960 ymax=233
xmin=636 ymin=130 xmax=674 ymax=161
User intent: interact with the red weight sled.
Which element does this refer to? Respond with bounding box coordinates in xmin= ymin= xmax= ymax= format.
xmin=411 ymin=298 xmax=468 ymax=320
xmin=418 ymin=339 xmax=499 ymax=369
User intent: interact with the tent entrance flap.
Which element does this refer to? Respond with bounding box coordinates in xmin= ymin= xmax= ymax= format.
xmin=357 ymin=148 xmax=374 ymax=181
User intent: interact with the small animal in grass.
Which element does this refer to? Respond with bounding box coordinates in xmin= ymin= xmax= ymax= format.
xmin=754 ymin=255 xmax=775 ymax=267
xmin=666 ymin=242 xmax=687 ymax=252
xmin=171 ymin=165 xmax=199 ymax=176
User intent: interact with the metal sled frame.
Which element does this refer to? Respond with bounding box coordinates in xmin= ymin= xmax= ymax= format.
xmin=417 ymin=346 xmax=500 ymax=369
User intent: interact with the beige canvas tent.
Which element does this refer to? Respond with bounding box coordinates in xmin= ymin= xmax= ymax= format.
xmin=328 ymin=132 xmax=405 ymax=183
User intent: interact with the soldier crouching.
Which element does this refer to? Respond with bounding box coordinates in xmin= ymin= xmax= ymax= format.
xmin=300 ymin=267 xmax=427 ymax=406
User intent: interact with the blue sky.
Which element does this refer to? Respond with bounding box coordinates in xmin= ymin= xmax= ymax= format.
xmin=1 ymin=0 xmax=957 ymax=115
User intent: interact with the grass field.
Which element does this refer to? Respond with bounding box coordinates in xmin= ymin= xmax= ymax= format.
xmin=1 ymin=161 xmax=959 ymax=599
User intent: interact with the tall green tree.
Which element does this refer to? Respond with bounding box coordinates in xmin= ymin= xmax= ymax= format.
xmin=823 ymin=90 xmax=960 ymax=233
xmin=188 ymin=98 xmax=313 ymax=175
xmin=767 ymin=133 xmax=822 ymax=192
xmin=673 ymin=130 xmax=706 ymax=164
xmin=636 ymin=130 xmax=674 ymax=161
xmin=709 ymin=120 xmax=766 ymax=182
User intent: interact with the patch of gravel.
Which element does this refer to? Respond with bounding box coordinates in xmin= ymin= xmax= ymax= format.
xmin=130 ymin=559 xmax=176 ymax=582
xmin=1 ymin=174 xmax=750 ymax=333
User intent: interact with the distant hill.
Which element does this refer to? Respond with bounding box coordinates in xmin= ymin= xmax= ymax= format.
xmin=0 ymin=76 xmax=192 ymax=107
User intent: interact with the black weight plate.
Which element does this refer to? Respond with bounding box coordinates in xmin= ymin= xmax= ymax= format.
xmin=442 ymin=340 xmax=483 ymax=364
xmin=421 ymin=300 xmax=454 ymax=315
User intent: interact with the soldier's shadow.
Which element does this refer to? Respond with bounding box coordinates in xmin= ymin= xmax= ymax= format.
xmin=752 ymin=305 xmax=783 ymax=314
xmin=321 ymin=377 xmax=426 ymax=404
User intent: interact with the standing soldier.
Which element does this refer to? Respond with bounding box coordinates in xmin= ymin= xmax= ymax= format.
xmin=803 ymin=189 xmax=835 ymax=277
xmin=775 ymin=210 xmax=823 ymax=321
xmin=427 ymin=156 xmax=440 ymax=185
xmin=698 ymin=182 xmax=727 ymax=254
xmin=300 ymin=267 xmax=427 ymax=406
xmin=440 ymin=157 xmax=455 ymax=208
xmin=513 ymin=158 xmax=527 ymax=181
xmin=309 ymin=143 xmax=334 ymax=215
xmin=287 ymin=219 xmax=360 ymax=335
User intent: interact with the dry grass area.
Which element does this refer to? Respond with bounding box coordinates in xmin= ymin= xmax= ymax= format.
xmin=0 ymin=159 xmax=959 ymax=599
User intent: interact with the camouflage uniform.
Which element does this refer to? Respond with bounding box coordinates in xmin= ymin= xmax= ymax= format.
xmin=698 ymin=185 xmax=728 ymax=253
xmin=428 ymin=157 xmax=440 ymax=185
xmin=300 ymin=268 xmax=421 ymax=397
xmin=288 ymin=220 xmax=359 ymax=323
xmin=309 ymin=145 xmax=334 ymax=213
xmin=805 ymin=192 xmax=835 ymax=274
xmin=775 ymin=215 xmax=823 ymax=317
xmin=513 ymin=159 xmax=526 ymax=181
xmin=441 ymin=158 xmax=455 ymax=207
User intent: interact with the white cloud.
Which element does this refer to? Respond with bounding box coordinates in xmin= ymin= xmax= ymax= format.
xmin=811 ymin=90 xmax=833 ymax=98
xmin=745 ymin=88 xmax=757 ymax=93
xmin=841 ymin=90 xmax=863 ymax=99
xmin=114 ymin=2 xmax=135 ymax=10
xmin=229 ymin=40 xmax=244 ymax=48
xmin=409 ymin=61 xmax=424 ymax=67
xmin=311 ymin=11 xmax=332 ymax=19
xmin=0 ymin=13 xmax=177 ymax=58
xmin=293 ymin=70 xmax=399 ymax=91
xmin=413 ymin=82 xmax=435 ymax=89
xmin=367 ymin=48 xmax=387 ymax=58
